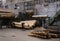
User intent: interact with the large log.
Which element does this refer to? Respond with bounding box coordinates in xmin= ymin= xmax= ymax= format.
xmin=23 ymin=20 xmax=36 ymax=29
xmin=28 ymin=27 xmax=51 ymax=39
xmin=48 ymin=26 xmax=60 ymax=34
xmin=0 ymin=13 xmax=14 ymax=18
xmin=28 ymin=33 xmax=51 ymax=39
xmin=31 ymin=32 xmax=48 ymax=36
xmin=12 ymin=20 xmax=36 ymax=29
xmin=0 ymin=8 xmax=14 ymax=13
xmin=50 ymin=30 xmax=60 ymax=34
xmin=0 ymin=8 xmax=15 ymax=18
xmin=49 ymin=33 xmax=58 ymax=38
xmin=28 ymin=27 xmax=60 ymax=39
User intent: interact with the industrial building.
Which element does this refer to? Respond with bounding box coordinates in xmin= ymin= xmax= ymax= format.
xmin=0 ymin=0 xmax=60 ymax=41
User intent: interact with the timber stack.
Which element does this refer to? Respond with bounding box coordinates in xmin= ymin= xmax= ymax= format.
xmin=28 ymin=27 xmax=60 ymax=39
xmin=12 ymin=20 xmax=36 ymax=29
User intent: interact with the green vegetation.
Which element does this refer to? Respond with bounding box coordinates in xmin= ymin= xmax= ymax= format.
xmin=50 ymin=10 xmax=60 ymax=25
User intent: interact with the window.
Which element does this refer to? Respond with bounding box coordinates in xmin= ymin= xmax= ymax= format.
xmin=34 ymin=0 xmax=39 ymax=4
xmin=24 ymin=1 xmax=34 ymax=10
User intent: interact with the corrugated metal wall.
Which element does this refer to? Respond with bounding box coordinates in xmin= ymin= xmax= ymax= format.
xmin=34 ymin=0 xmax=60 ymax=17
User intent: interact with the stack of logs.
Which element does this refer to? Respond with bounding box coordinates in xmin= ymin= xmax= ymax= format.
xmin=12 ymin=20 xmax=36 ymax=29
xmin=28 ymin=27 xmax=60 ymax=39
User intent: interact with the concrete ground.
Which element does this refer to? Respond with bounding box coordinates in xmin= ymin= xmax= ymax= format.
xmin=0 ymin=28 xmax=60 ymax=41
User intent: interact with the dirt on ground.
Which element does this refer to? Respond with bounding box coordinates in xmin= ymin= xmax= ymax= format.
xmin=0 ymin=28 xmax=60 ymax=41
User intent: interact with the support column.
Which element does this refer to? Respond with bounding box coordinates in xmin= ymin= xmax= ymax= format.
xmin=2 ymin=0 xmax=6 ymax=8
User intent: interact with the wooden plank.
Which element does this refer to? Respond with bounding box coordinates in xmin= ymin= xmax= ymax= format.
xmin=32 ymin=15 xmax=48 ymax=18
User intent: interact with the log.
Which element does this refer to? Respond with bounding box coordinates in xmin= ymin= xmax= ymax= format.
xmin=28 ymin=27 xmax=60 ymax=39
xmin=28 ymin=33 xmax=51 ymax=39
xmin=12 ymin=20 xmax=36 ymax=29
xmin=31 ymin=27 xmax=50 ymax=35
xmin=12 ymin=22 xmax=22 ymax=28
xmin=0 ymin=13 xmax=14 ymax=18
xmin=31 ymin=32 xmax=48 ymax=36
xmin=23 ymin=20 xmax=36 ymax=29
xmin=0 ymin=8 xmax=14 ymax=18
xmin=50 ymin=30 xmax=60 ymax=34
xmin=49 ymin=33 xmax=58 ymax=38
xmin=57 ymin=34 xmax=60 ymax=38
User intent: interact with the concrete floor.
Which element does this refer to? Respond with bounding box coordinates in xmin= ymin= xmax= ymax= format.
xmin=0 ymin=28 xmax=60 ymax=41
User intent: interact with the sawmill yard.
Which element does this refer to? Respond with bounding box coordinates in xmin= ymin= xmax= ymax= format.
xmin=0 ymin=26 xmax=60 ymax=41
xmin=0 ymin=0 xmax=60 ymax=41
